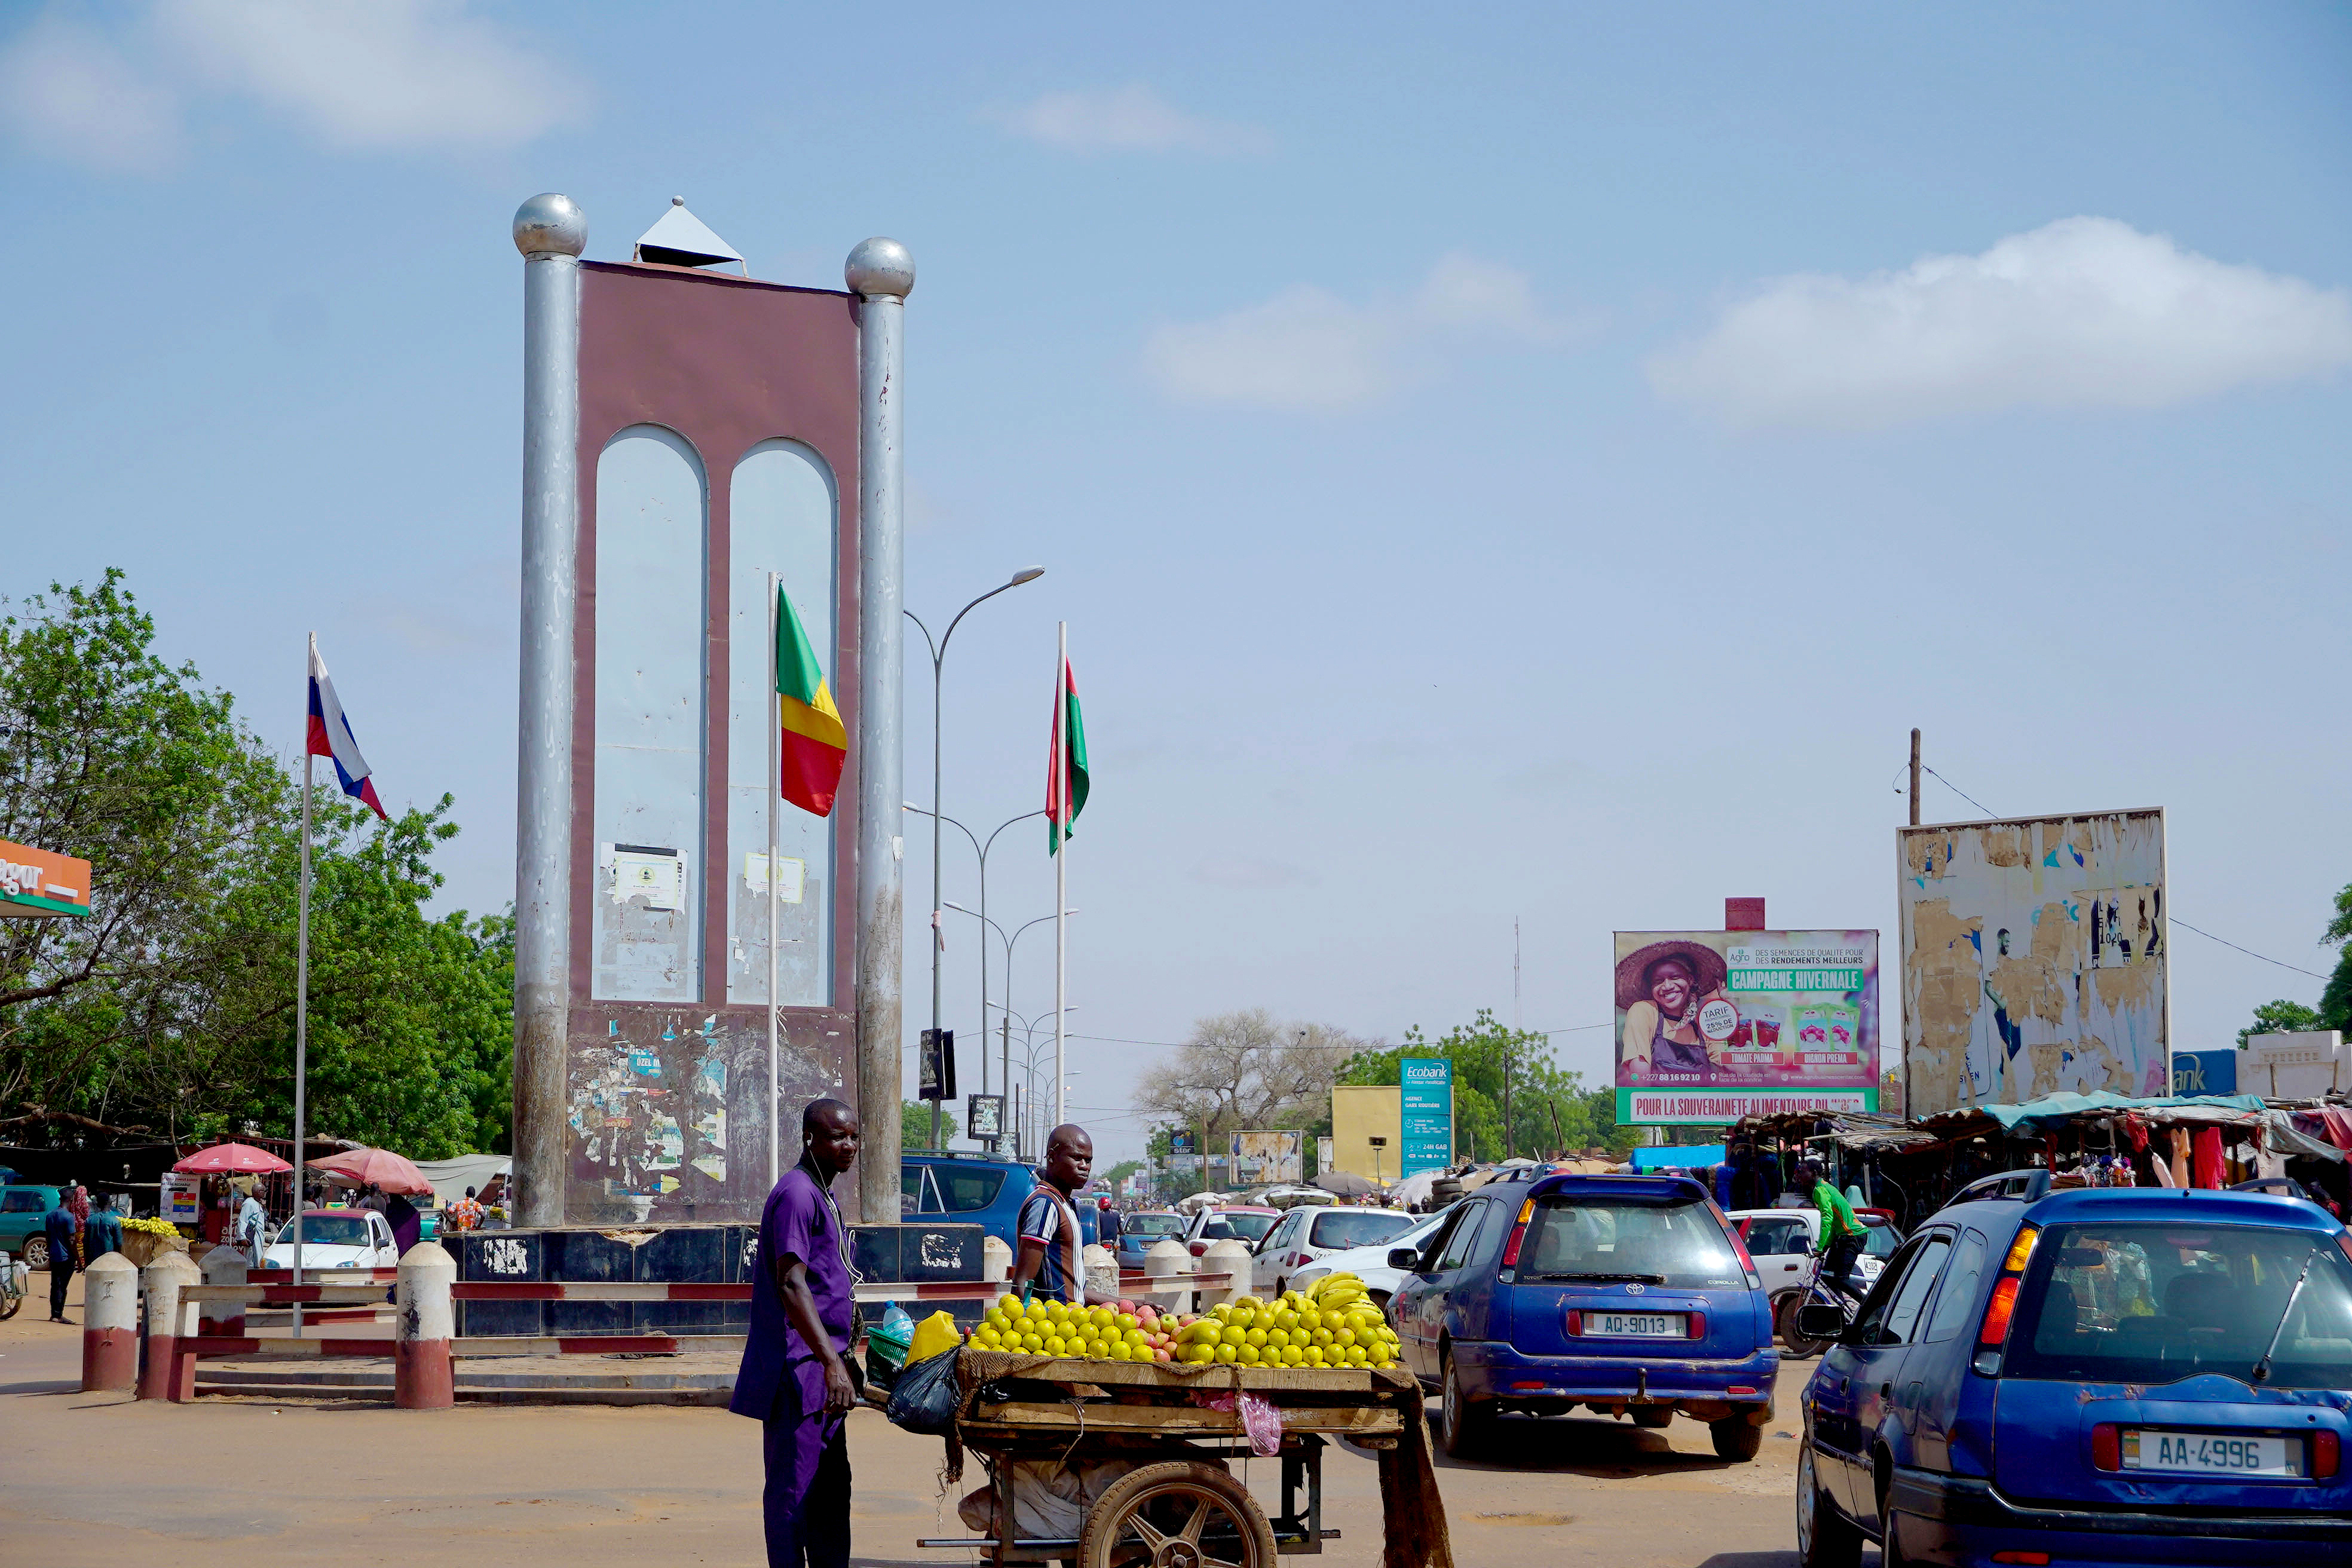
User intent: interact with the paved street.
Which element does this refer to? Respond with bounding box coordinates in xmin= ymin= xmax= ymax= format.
xmin=2 ymin=1275 xmax=1836 ymax=1567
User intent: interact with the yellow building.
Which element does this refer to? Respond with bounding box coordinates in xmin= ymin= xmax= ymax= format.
xmin=1330 ymin=1085 xmax=1404 ymax=1184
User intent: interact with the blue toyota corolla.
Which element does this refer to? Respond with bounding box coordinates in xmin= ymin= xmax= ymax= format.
xmin=1796 ymin=1172 xmax=2352 ymax=1567
xmin=1388 ymin=1172 xmax=1778 ymax=1461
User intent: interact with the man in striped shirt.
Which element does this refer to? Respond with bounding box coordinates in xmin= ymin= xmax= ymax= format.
xmin=1009 ymin=1124 xmax=1105 ymax=1306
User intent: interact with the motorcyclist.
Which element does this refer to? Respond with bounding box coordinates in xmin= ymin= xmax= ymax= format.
xmin=1803 ymin=1158 xmax=1867 ymax=1303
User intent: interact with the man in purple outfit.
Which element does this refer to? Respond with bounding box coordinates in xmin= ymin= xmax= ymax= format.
xmin=731 ymin=1097 xmax=860 ymax=1567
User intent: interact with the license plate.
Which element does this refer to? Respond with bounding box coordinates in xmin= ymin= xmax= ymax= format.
xmin=2121 ymin=1430 xmax=2301 ymax=1478
xmin=1591 ymin=1312 xmax=1684 ymax=1338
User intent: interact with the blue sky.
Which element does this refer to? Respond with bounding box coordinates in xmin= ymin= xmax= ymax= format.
xmin=5 ymin=3 xmax=2349 ymax=1162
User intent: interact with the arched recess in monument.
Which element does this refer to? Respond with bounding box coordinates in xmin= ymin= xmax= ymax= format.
xmin=591 ymin=422 xmax=709 ymax=1004
xmin=725 ymin=438 xmax=841 ymax=1008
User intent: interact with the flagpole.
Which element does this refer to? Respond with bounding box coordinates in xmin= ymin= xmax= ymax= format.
xmin=1054 ymin=621 xmax=1067 ymax=1130
xmin=767 ymin=574 xmax=782 ymax=1193
xmin=294 ymin=633 xmax=313 ymax=1336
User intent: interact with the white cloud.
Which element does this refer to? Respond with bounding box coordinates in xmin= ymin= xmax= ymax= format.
xmin=160 ymin=0 xmax=581 ymax=151
xmin=0 ymin=1 xmax=578 ymax=168
xmin=0 ymin=17 xmax=182 ymax=172
xmin=1144 ymin=253 xmax=1580 ymax=411
xmin=1650 ymin=217 xmax=2352 ymax=429
xmin=993 ymin=84 xmax=1266 ymax=155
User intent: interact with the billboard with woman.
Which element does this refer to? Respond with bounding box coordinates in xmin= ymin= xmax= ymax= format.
xmin=1615 ymin=930 xmax=1879 ymax=1125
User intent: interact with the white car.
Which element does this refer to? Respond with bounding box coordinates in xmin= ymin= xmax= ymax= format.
xmin=1727 ymin=1205 xmax=1903 ymax=1347
xmin=261 ymin=1209 xmax=402 ymax=1271
xmin=1272 ymin=1210 xmax=1447 ymax=1304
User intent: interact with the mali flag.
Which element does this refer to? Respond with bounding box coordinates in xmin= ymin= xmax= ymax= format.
xmin=1047 ymin=656 xmax=1088 ymax=853
xmin=775 ymin=585 xmax=846 ymax=816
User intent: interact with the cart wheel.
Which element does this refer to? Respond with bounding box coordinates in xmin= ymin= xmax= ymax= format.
xmin=1077 ymin=1460 xmax=1278 ymax=1568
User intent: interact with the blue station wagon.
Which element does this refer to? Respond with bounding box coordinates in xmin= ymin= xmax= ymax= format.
xmin=1796 ymin=1172 xmax=2352 ymax=1567
xmin=1389 ymin=1172 xmax=1778 ymax=1461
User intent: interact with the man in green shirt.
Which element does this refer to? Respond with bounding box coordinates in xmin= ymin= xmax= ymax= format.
xmin=1803 ymin=1159 xmax=1867 ymax=1301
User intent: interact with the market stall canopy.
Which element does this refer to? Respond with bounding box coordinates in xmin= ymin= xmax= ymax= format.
xmin=412 ymin=1153 xmax=510 ymax=1207
xmin=1389 ymin=1170 xmax=1441 ymax=1209
xmin=308 ymin=1147 xmax=434 ymax=1196
xmin=172 ymin=1142 xmax=292 ymax=1175
xmin=1917 ymin=1090 xmax=2269 ymax=1138
xmin=1311 ymin=1169 xmax=1385 ymax=1198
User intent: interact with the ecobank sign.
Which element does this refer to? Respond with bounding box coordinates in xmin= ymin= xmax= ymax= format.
xmin=1398 ymin=1059 xmax=1453 ymax=1177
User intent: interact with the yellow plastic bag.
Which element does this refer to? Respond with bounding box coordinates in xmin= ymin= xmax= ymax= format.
xmin=905 ymin=1309 xmax=961 ymax=1366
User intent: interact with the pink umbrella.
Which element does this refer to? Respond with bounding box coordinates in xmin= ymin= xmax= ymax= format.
xmin=172 ymin=1142 xmax=293 ymax=1175
xmin=308 ymin=1147 xmax=433 ymax=1196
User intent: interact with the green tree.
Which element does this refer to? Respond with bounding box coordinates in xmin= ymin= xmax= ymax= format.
xmin=2238 ymin=999 xmax=2326 ymax=1049
xmin=0 ymin=572 xmax=512 ymax=1157
xmin=1340 ymin=1009 xmax=1633 ymax=1163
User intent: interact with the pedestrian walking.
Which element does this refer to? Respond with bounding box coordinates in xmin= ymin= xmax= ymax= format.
xmin=88 ymin=1196 xmax=123 ymax=1258
xmin=236 ymin=1184 xmax=270 ymax=1267
xmin=730 ymin=1097 xmax=860 ymax=1568
xmin=44 ymin=1195 xmax=79 ymax=1322
xmin=445 ymin=1187 xmax=485 ymax=1233
xmin=66 ymin=1183 xmax=90 ymax=1269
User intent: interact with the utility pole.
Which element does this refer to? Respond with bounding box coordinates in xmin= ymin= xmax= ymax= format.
xmin=1505 ymin=918 xmax=1520 ymax=1159
xmin=1909 ymin=728 xmax=1922 ymax=826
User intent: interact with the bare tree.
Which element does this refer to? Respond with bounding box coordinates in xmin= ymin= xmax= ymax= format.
xmin=1134 ymin=1009 xmax=1376 ymax=1136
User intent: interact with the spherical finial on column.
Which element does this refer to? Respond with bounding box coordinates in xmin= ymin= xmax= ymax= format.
xmin=845 ymin=237 xmax=915 ymax=299
xmin=513 ymin=194 xmax=587 ymax=258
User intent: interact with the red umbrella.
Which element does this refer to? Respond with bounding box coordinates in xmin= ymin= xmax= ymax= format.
xmin=172 ymin=1142 xmax=293 ymax=1175
xmin=308 ymin=1147 xmax=433 ymax=1196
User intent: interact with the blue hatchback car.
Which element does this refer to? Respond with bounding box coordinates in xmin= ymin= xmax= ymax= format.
xmin=899 ymin=1152 xmax=1097 ymax=1255
xmin=1796 ymin=1171 xmax=2352 ymax=1567
xmin=1388 ymin=1172 xmax=1778 ymax=1462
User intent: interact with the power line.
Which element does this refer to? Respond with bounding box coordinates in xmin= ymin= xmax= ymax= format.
xmin=1909 ymin=761 xmax=2335 ymax=984
xmin=2170 ymin=920 xmax=2333 ymax=981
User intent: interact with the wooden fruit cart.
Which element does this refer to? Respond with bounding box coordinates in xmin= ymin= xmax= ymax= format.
xmin=916 ymin=1350 xmax=1453 ymax=1568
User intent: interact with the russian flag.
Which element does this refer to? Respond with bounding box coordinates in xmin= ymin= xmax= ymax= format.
xmin=307 ymin=639 xmax=387 ymax=820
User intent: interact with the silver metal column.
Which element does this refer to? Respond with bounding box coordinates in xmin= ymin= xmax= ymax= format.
xmin=847 ymin=237 xmax=913 ymax=1226
xmin=511 ymin=194 xmax=586 ymax=1229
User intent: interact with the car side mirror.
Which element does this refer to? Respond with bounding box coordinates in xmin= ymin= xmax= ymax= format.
xmin=1794 ymin=1302 xmax=1849 ymax=1342
xmin=1387 ymin=1247 xmax=1422 ymax=1270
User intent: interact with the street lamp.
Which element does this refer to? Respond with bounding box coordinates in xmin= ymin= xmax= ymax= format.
xmin=909 ymin=806 xmax=1046 ymax=1148
xmin=906 ymin=566 xmax=1045 ymax=1152
xmin=945 ymin=904 xmax=1070 ymax=1152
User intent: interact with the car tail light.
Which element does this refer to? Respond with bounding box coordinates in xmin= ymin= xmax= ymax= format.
xmin=1978 ymin=1277 xmax=2021 ymax=1347
xmin=1500 ymin=1198 xmax=1536 ymax=1269
xmin=2001 ymin=1226 xmax=2039 ymax=1275
xmin=1989 ymin=1554 xmax=2050 ymax=1566
xmin=1189 ymin=1241 xmax=1206 ymax=1257
xmin=1686 ymin=1311 xmax=1707 ymax=1340
xmin=1977 ymin=1225 xmax=2039 ymax=1351
xmin=1565 ymin=1310 xmax=1584 ymax=1337
xmin=2091 ymin=1423 xmax=2119 ymax=1471
xmin=1509 ymin=1380 xmax=1545 ymax=1391
xmin=2314 ymin=1430 xmax=2341 ymax=1480
xmin=1724 ymin=1225 xmax=1760 ymax=1290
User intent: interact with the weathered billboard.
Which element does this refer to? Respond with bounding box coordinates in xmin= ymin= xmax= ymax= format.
xmin=1898 ymin=809 xmax=2167 ymax=1117
xmin=1615 ymin=930 xmax=1881 ymax=1125
xmin=1230 ymin=1131 xmax=1303 ymax=1185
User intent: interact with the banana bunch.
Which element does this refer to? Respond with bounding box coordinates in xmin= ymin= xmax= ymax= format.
xmin=1169 ymin=1280 xmax=1401 ymax=1368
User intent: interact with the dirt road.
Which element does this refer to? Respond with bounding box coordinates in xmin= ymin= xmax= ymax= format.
xmin=2 ymin=1274 xmax=1824 ymax=1567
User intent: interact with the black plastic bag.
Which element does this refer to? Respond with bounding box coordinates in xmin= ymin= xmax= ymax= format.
xmin=884 ymin=1346 xmax=962 ymax=1435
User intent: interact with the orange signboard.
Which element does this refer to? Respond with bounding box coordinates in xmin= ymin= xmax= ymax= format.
xmin=0 ymin=840 xmax=91 ymax=918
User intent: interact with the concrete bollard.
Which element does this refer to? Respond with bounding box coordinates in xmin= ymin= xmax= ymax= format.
xmin=139 ymin=1251 xmax=202 ymax=1402
xmin=198 ymin=1245 xmax=248 ymax=1338
xmin=1082 ymin=1242 xmax=1119 ymax=1303
xmin=981 ymin=1234 xmax=1013 ymax=1286
xmin=81 ymin=1252 xmax=140 ymax=1393
xmin=1198 ymin=1239 xmax=1252 ymax=1309
xmin=394 ymin=1240 xmax=456 ymax=1410
xmin=1143 ymin=1238 xmax=1196 ymax=1315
